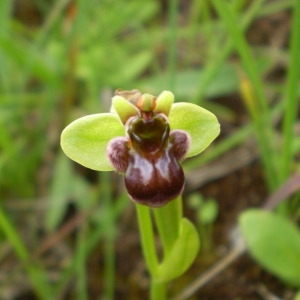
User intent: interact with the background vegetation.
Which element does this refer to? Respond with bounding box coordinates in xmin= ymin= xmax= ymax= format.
xmin=0 ymin=0 xmax=299 ymax=299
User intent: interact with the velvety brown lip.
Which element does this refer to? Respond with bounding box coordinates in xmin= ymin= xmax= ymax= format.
xmin=107 ymin=113 xmax=189 ymax=207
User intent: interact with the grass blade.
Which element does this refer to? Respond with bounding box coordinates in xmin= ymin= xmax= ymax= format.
xmin=280 ymin=0 xmax=300 ymax=179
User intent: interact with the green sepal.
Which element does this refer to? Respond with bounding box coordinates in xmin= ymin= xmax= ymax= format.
xmin=239 ymin=209 xmax=300 ymax=287
xmin=156 ymin=218 xmax=200 ymax=282
xmin=112 ymin=95 xmax=139 ymax=124
xmin=169 ymin=102 xmax=220 ymax=157
xmin=154 ymin=90 xmax=174 ymax=116
xmin=61 ymin=113 xmax=125 ymax=171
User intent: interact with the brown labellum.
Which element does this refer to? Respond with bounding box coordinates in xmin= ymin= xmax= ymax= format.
xmin=124 ymin=145 xmax=185 ymax=207
xmin=107 ymin=112 xmax=190 ymax=207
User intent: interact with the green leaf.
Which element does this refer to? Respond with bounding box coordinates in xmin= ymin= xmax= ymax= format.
xmin=169 ymin=103 xmax=220 ymax=157
xmin=156 ymin=218 xmax=200 ymax=282
xmin=239 ymin=209 xmax=300 ymax=287
xmin=61 ymin=113 xmax=125 ymax=171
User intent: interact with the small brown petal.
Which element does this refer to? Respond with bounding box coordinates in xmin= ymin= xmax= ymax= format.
xmin=107 ymin=137 xmax=129 ymax=172
xmin=170 ymin=130 xmax=190 ymax=161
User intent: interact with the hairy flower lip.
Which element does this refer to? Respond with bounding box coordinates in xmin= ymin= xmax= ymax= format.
xmin=128 ymin=114 xmax=170 ymax=156
xmin=169 ymin=129 xmax=191 ymax=162
xmin=124 ymin=145 xmax=186 ymax=207
xmin=127 ymin=183 xmax=185 ymax=208
xmin=106 ymin=136 xmax=129 ymax=173
xmin=107 ymin=103 xmax=191 ymax=207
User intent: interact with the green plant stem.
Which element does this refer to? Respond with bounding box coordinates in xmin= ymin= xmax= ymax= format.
xmin=151 ymin=281 xmax=167 ymax=300
xmin=153 ymin=196 xmax=182 ymax=256
xmin=136 ymin=204 xmax=159 ymax=277
xmin=136 ymin=196 xmax=183 ymax=300
xmin=280 ymin=0 xmax=300 ymax=180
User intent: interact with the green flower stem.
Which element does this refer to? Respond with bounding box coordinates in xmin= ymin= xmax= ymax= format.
xmin=136 ymin=204 xmax=159 ymax=277
xmin=136 ymin=196 xmax=184 ymax=300
xmin=153 ymin=196 xmax=182 ymax=256
xmin=151 ymin=281 xmax=167 ymax=300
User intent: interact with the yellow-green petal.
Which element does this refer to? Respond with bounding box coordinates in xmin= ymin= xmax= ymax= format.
xmin=112 ymin=95 xmax=139 ymax=124
xmin=154 ymin=90 xmax=174 ymax=116
xmin=61 ymin=113 xmax=125 ymax=171
xmin=169 ymin=103 xmax=220 ymax=157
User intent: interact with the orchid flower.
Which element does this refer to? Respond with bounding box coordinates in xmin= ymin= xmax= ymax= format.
xmin=61 ymin=90 xmax=220 ymax=207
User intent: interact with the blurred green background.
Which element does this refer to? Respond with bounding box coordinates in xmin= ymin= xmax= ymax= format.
xmin=0 ymin=0 xmax=299 ymax=299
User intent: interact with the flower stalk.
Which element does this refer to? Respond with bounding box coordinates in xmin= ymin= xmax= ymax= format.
xmin=137 ymin=197 xmax=183 ymax=299
xmin=153 ymin=196 xmax=182 ymax=256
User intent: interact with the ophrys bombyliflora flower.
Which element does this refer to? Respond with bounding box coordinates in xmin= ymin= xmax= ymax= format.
xmin=61 ymin=89 xmax=220 ymax=207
